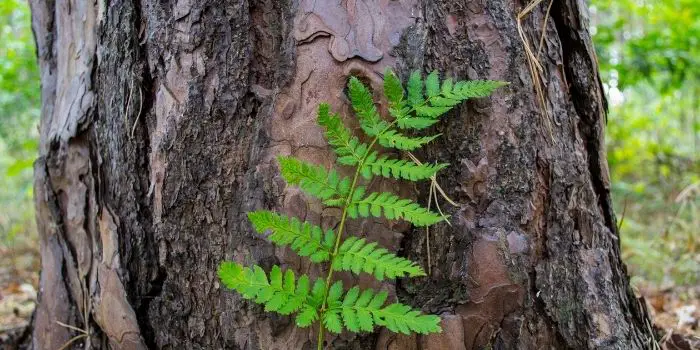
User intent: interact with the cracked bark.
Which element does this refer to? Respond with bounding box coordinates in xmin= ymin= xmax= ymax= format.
xmin=16 ymin=0 xmax=653 ymax=349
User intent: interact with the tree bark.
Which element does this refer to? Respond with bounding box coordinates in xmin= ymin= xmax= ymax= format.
xmin=22 ymin=0 xmax=654 ymax=349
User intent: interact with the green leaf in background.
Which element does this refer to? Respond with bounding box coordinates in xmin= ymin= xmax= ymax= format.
xmin=592 ymin=0 xmax=699 ymax=286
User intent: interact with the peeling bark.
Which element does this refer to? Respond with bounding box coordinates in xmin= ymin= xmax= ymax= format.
xmin=22 ymin=0 xmax=653 ymax=349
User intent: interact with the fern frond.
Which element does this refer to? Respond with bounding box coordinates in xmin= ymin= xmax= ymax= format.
xmin=219 ymin=70 xmax=504 ymax=344
xmin=278 ymin=156 xmax=351 ymax=203
xmin=348 ymin=191 xmax=445 ymax=226
xmin=218 ymin=263 xmax=315 ymax=316
xmin=248 ymin=211 xmax=334 ymax=262
xmin=321 ymin=283 xmax=442 ymax=334
xmin=360 ymin=152 xmax=447 ymax=181
xmin=333 ymin=237 xmax=426 ymax=280
xmin=348 ymin=77 xmax=389 ymax=137
xmin=377 ymin=130 xmax=440 ymax=151
xmin=317 ymin=103 xmax=369 ymax=166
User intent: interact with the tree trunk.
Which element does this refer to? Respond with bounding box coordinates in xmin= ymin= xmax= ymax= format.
xmin=22 ymin=0 xmax=654 ymax=349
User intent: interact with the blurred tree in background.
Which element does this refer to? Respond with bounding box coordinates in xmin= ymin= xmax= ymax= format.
xmin=0 ymin=0 xmax=40 ymax=282
xmin=592 ymin=0 xmax=699 ymax=286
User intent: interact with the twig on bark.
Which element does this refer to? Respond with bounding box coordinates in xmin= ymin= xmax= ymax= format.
xmin=517 ymin=0 xmax=555 ymax=142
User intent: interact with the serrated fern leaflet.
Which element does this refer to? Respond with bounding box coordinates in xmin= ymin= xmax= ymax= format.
xmin=349 ymin=191 xmax=445 ymax=226
xmin=278 ymin=156 xmax=351 ymax=204
xmin=247 ymin=211 xmax=334 ymax=262
xmin=323 ymin=281 xmax=441 ymax=335
xmin=218 ymin=69 xmax=505 ymax=349
xmin=317 ymin=103 xmax=368 ymax=166
xmin=362 ymin=152 xmax=447 ymax=181
xmin=334 ymin=237 xmax=426 ymax=280
xmin=218 ymin=263 xmax=314 ymax=316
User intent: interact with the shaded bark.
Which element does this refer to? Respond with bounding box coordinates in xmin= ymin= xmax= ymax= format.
xmin=23 ymin=0 xmax=653 ymax=349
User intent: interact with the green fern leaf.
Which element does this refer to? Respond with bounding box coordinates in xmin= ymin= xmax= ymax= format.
xmin=361 ymin=153 xmax=447 ymax=181
xmin=296 ymin=279 xmax=326 ymax=327
xmin=414 ymin=105 xmax=453 ymax=118
xmin=348 ymin=77 xmax=389 ymax=137
xmin=278 ymin=156 xmax=351 ymax=203
xmin=407 ymin=71 xmax=424 ymax=106
xmin=349 ymin=191 xmax=445 ymax=226
xmin=341 ymin=287 xmax=361 ymax=331
xmin=296 ymin=305 xmax=319 ymax=327
xmin=425 ymin=70 xmax=440 ymax=98
xmin=218 ymin=262 xmax=317 ymax=316
xmin=317 ymin=103 xmax=368 ymax=166
xmin=324 ymin=284 xmax=441 ymax=334
xmin=309 ymin=279 xmax=327 ymax=307
xmin=414 ymin=78 xmax=507 ymax=121
xmin=396 ymin=116 xmax=440 ymax=129
xmin=328 ymin=280 xmax=344 ymax=304
xmin=354 ymin=289 xmax=375 ymax=332
xmin=247 ymin=211 xmax=334 ymax=262
xmin=333 ymin=237 xmax=426 ymax=280
xmin=323 ymin=309 xmax=343 ymax=334
xmin=452 ymin=80 xmax=508 ymax=99
xmin=322 ymin=280 xmax=346 ymax=334
xmin=377 ymin=130 xmax=440 ymax=151
xmin=374 ymin=303 xmax=442 ymax=335
xmin=383 ymin=69 xmax=404 ymax=106
xmin=428 ymin=96 xmax=461 ymax=107
xmin=441 ymin=78 xmax=453 ymax=95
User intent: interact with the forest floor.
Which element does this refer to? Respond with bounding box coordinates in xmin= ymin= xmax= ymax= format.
xmin=1 ymin=244 xmax=698 ymax=347
xmin=0 ymin=242 xmax=38 ymax=337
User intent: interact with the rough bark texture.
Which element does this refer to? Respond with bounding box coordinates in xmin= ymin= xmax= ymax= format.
xmin=21 ymin=0 xmax=653 ymax=349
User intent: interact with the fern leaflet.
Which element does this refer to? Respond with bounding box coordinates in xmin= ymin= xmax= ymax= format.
xmin=395 ymin=115 xmax=441 ymax=130
xmin=424 ymin=70 xmax=441 ymax=98
xmin=297 ymin=278 xmax=327 ymax=327
xmin=450 ymin=79 xmax=509 ymax=99
xmin=405 ymin=70 xmax=509 ymax=120
xmin=278 ymin=155 xmax=351 ymax=203
xmin=248 ymin=211 xmax=334 ymax=262
xmin=317 ymin=103 xmax=368 ymax=166
xmin=383 ymin=69 xmax=404 ymax=107
xmin=333 ymin=237 xmax=426 ymax=280
xmin=377 ymin=130 xmax=440 ymax=151
xmin=322 ymin=282 xmax=441 ymax=334
xmin=218 ymin=263 xmax=313 ymax=316
xmin=361 ymin=152 xmax=447 ymax=181
xmin=348 ymin=77 xmax=389 ymax=137
xmin=407 ymin=70 xmax=424 ymax=106
xmin=348 ymin=191 xmax=445 ymax=226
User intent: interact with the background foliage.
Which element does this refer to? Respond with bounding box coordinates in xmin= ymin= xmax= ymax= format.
xmin=0 ymin=0 xmax=40 ymax=281
xmin=592 ymin=0 xmax=699 ymax=286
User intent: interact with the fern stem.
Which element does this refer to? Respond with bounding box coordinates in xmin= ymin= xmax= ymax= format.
xmin=316 ymin=121 xmax=395 ymax=349
xmin=316 ymin=146 xmax=369 ymax=350
xmin=316 ymin=95 xmax=429 ymax=348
